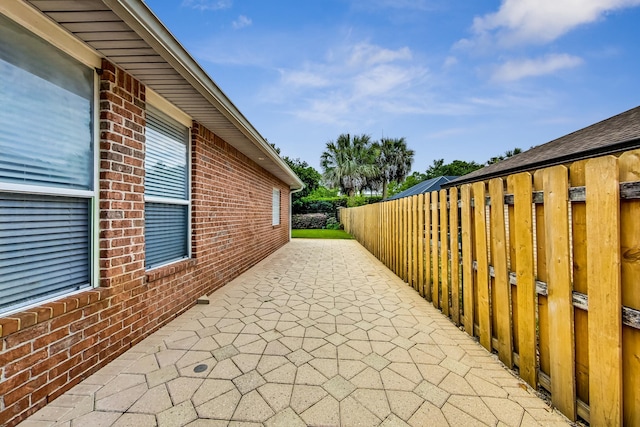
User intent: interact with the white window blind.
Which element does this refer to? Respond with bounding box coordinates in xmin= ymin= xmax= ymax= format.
xmin=0 ymin=195 xmax=91 ymax=313
xmin=145 ymin=107 xmax=190 ymax=269
xmin=0 ymin=14 xmax=94 ymax=315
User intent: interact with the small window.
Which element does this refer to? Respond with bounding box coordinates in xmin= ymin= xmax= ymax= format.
xmin=272 ymin=188 xmax=281 ymax=226
xmin=0 ymin=14 xmax=95 ymax=315
xmin=144 ymin=107 xmax=190 ymax=269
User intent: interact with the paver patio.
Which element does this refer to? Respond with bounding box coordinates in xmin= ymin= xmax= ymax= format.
xmin=19 ymin=239 xmax=570 ymax=427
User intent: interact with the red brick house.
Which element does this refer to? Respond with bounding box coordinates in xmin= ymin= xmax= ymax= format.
xmin=0 ymin=1 xmax=303 ymax=425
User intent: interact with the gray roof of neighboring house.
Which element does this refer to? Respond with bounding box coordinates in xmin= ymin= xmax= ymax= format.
xmin=386 ymin=176 xmax=459 ymax=201
xmin=22 ymin=0 xmax=303 ymax=189
xmin=445 ymin=105 xmax=640 ymax=187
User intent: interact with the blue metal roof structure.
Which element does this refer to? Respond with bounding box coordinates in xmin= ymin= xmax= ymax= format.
xmin=385 ymin=176 xmax=459 ymax=201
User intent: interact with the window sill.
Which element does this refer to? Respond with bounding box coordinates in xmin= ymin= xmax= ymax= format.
xmin=0 ymin=287 xmax=111 ymax=338
xmin=146 ymin=258 xmax=197 ymax=283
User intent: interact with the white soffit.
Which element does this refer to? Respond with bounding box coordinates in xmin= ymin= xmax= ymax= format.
xmin=25 ymin=0 xmax=303 ymax=190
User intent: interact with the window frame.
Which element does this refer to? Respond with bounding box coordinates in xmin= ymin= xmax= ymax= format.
xmin=144 ymin=97 xmax=192 ymax=270
xmin=0 ymin=9 xmax=100 ymax=316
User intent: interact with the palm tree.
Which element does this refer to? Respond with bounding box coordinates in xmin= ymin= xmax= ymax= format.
xmin=320 ymin=134 xmax=377 ymax=197
xmin=372 ymin=137 xmax=414 ymax=199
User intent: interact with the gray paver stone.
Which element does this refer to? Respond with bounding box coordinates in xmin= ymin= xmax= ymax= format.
xmin=212 ymin=345 xmax=240 ymax=361
xmin=157 ymin=400 xmax=197 ymax=427
xmin=322 ymin=375 xmax=356 ymax=401
xmin=265 ymin=408 xmax=306 ymax=427
xmin=233 ymin=370 xmax=266 ymax=394
xmin=232 ymin=390 xmax=275 ymax=422
xmin=363 ymin=353 xmax=391 ymax=371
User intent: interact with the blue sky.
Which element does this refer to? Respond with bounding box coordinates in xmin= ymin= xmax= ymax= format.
xmin=146 ymin=0 xmax=640 ymax=173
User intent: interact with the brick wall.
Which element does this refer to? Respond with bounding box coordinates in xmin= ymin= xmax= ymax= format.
xmin=0 ymin=61 xmax=291 ymax=427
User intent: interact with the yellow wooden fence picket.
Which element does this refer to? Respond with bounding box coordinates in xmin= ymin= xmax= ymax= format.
xmin=338 ymin=151 xmax=640 ymax=425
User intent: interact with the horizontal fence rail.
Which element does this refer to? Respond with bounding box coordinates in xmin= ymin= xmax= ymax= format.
xmin=340 ymin=150 xmax=640 ymax=426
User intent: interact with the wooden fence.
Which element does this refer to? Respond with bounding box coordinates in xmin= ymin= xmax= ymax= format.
xmin=340 ymin=152 xmax=640 ymax=426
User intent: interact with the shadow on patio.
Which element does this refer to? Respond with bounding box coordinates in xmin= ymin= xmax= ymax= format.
xmin=19 ymin=240 xmax=570 ymax=427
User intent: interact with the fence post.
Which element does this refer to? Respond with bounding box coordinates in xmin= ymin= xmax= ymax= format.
xmin=424 ymin=192 xmax=432 ymax=302
xmin=472 ymin=182 xmax=491 ymax=351
xmin=449 ymin=187 xmax=460 ymax=325
xmin=395 ymin=199 xmax=400 ymax=277
xmin=440 ymin=189 xmax=450 ymax=316
xmin=385 ymin=201 xmax=391 ymax=269
xmin=510 ymin=172 xmax=537 ymax=388
xmin=431 ymin=191 xmax=440 ymax=309
xmin=489 ymin=178 xmax=513 ymax=368
xmin=569 ymin=160 xmax=590 ymax=408
xmin=417 ymin=193 xmax=425 ymax=297
xmin=403 ymin=197 xmax=409 ymax=282
xmin=533 ymin=170 xmax=551 ymax=390
xmin=543 ymin=165 xmax=576 ymax=421
xmin=586 ymin=156 xmax=622 ymax=426
xmin=619 ymin=149 xmax=640 ymax=427
xmin=412 ymin=195 xmax=419 ymax=290
xmin=405 ymin=197 xmax=415 ymax=287
xmin=461 ymin=185 xmax=474 ymax=336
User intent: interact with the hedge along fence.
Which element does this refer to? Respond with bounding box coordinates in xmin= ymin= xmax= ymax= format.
xmin=292 ymin=213 xmax=329 ymax=229
xmin=339 ymin=151 xmax=640 ymax=426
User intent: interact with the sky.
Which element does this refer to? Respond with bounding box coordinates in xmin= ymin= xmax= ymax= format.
xmin=145 ymin=0 xmax=640 ymax=173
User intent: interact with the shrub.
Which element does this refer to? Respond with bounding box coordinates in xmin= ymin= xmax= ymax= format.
xmin=325 ymin=216 xmax=343 ymax=230
xmin=346 ymin=195 xmax=383 ymax=207
xmin=293 ymin=196 xmax=348 ymax=217
xmin=291 ymin=213 xmax=327 ymax=229
xmin=293 ymin=195 xmax=381 ymax=216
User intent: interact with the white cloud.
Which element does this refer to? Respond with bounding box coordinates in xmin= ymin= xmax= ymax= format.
xmin=443 ymin=56 xmax=458 ymax=68
xmin=353 ymin=64 xmax=422 ymax=97
xmin=280 ymin=70 xmax=330 ymax=88
xmin=296 ymin=97 xmax=353 ymax=125
xmin=232 ymin=15 xmax=252 ymax=29
xmin=470 ymin=0 xmax=640 ymax=46
xmin=467 ymin=90 xmax=558 ymax=110
xmin=181 ymin=0 xmax=232 ymax=11
xmin=492 ymin=54 xmax=583 ymax=82
xmin=348 ymin=43 xmax=412 ymax=67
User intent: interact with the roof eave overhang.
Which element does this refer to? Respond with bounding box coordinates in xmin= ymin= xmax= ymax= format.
xmin=104 ymin=0 xmax=303 ymax=189
xmin=443 ymin=137 xmax=640 ymax=188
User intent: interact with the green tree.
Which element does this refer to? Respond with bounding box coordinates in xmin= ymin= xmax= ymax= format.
xmin=486 ymin=147 xmax=522 ymax=165
xmin=268 ymin=142 xmax=281 ymax=155
xmin=282 ymin=157 xmax=322 ymax=201
xmin=307 ymin=186 xmax=339 ymax=198
xmin=320 ymin=133 xmax=377 ymax=197
xmin=372 ymin=137 xmax=414 ymax=199
xmin=425 ymin=159 xmax=483 ymax=179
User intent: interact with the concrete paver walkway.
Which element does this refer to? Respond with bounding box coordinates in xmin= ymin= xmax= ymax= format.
xmin=20 ymin=240 xmax=570 ymax=427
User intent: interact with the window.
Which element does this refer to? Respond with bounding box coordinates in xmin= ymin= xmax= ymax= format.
xmin=144 ymin=106 xmax=190 ymax=269
xmin=272 ymin=188 xmax=281 ymax=226
xmin=0 ymin=14 xmax=96 ymax=315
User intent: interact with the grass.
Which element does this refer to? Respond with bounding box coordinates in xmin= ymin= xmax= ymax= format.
xmin=291 ymin=229 xmax=354 ymax=239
